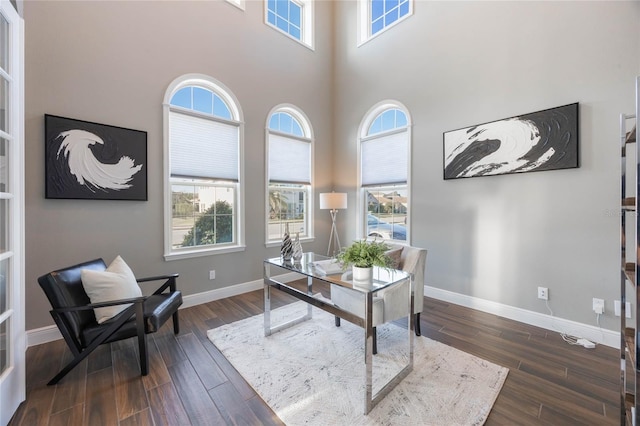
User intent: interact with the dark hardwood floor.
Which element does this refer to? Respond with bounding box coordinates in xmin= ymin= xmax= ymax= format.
xmin=10 ymin=281 xmax=621 ymax=425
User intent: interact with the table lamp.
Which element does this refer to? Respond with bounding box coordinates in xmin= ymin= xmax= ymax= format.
xmin=319 ymin=192 xmax=347 ymax=257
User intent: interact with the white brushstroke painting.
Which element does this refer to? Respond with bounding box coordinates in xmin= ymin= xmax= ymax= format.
xmin=56 ymin=129 xmax=143 ymax=192
xmin=443 ymin=103 xmax=578 ymax=180
xmin=45 ymin=114 xmax=147 ymax=200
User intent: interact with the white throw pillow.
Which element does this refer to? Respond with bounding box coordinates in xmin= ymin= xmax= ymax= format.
xmin=80 ymin=255 xmax=142 ymax=324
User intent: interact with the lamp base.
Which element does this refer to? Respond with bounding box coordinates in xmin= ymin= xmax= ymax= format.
xmin=327 ymin=209 xmax=341 ymax=257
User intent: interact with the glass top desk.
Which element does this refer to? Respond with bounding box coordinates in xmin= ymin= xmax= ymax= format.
xmin=263 ymin=252 xmax=414 ymax=414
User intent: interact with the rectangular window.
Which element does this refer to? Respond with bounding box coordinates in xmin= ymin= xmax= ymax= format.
xmin=358 ymin=0 xmax=413 ymax=46
xmin=265 ymin=0 xmax=314 ymax=50
xmin=365 ymin=186 xmax=407 ymax=242
xmin=268 ymin=183 xmax=309 ymax=242
xmin=171 ymin=181 xmax=236 ymax=249
xmin=167 ymin=106 xmax=242 ymax=256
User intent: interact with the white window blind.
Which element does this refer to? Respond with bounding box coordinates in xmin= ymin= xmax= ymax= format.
xmin=268 ymin=133 xmax=311 ymax=184
xmin=170 ymin=111 xmax=239 ymax=181
xmin=361 ymin=130 xmax=408 ymax=186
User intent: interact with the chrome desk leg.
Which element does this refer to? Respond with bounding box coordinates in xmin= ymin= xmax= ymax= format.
xmin=264 ymin=263 xmax=313 ymax=336
xmin=363 ymin=276 xmax=414 ymax=414
xmin=364 ymin=291 xmax=374 ymax=414
xmin=307 ymin=275 xmax=313 ymax=319
xmin=264 ymin=263 xmax=272 ymax=336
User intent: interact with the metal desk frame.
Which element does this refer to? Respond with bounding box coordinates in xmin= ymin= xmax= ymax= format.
xmin=263 ymin=252 xmax=414 ymax=414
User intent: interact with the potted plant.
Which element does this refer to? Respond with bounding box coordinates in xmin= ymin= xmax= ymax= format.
xmin=336 ymin=239 xmax=392 ymax=283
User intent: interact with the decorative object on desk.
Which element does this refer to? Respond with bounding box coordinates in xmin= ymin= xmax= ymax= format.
xmin=292 ymin=232 xmax=303 ymax=263
xmin=443 ymin=102 xmax=579 ymax=180
xmin=280 ymin=223 xmax=293 ymax=262
xmin=319 ymin=192 xmax=347 ymax=257
xmin=45 ymin=114 xmax=147 ymax=200
xmin=336 ymin=239 xmax=391 ymax=268
xmin=336 ymin=239 xmax=392 ymax=284
xmin=208 ymin=303 xmax=508 ymax=426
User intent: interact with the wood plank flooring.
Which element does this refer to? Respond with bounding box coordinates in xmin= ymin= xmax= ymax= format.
xmin=9 ymin=282 xmax=621 ymax=425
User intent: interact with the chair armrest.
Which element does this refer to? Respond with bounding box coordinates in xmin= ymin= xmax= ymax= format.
xmin=137 ymin=274 xmax=179 ymax=295
xmin=400 ymin=247 xmax=426 ymax=313
xmin=379 ymin=277 xmax=414 ymax=322
xmin=51 ymin=296 xmax=146 ymax=313
xmin=136 ymin=273 xmax=179 ymax=283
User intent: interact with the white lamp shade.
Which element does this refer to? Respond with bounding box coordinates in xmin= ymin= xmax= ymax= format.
xmin=319 ymin=192 xmax=347 ymax=210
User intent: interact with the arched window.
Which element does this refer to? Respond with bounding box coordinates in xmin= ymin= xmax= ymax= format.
xmin=266 ymin=105 xmax=314 ymax=244
xmin=163 ymin=74 xmax=244 ymax=259
xmin=359 ymin=101 xmax=411 ymax=243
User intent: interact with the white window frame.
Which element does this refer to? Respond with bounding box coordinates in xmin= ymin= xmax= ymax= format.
xmin=265 ymin=104 xmax=314 ymax=246
xmin=357 ymin=100 xmax=412 ymax=245
xmin=225 ymin=0 xmax=245 ymax=11
xmin=264 ymin=0 xmax=315 ymax=50
xmin=357 ymin=0 xmax=414 ymax=47
xmin=163 ymin=74 xmax=245 ymax=261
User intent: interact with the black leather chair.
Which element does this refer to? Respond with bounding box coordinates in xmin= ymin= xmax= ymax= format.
xmin=38 ymin=258 xmax=182 ymax=385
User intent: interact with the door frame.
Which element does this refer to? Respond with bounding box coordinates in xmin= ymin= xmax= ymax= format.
xmin=0 ymin=0 xmax=25 ymax=423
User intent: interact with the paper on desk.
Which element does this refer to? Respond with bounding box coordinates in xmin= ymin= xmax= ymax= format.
xmin=312 ymin=259 xmax=344 ymax=275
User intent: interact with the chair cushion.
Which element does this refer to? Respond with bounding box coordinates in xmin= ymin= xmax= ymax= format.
xmin=80 ymin=290 xmax=182 ymax=347
xmin=385 ymin=247 xmax=403 ymax=269
xmin=80 ymin=255 xmax=142 ymax=324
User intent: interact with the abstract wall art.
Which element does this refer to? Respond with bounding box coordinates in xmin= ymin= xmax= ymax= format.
xmin=443 ymin=103 xmax=579 ymax=180
xmin=45 ymin=114 xmax=147 ymax=200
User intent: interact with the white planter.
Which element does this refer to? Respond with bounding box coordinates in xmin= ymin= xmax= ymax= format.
xmin=352 ymin=266 xmax=373 ymax=284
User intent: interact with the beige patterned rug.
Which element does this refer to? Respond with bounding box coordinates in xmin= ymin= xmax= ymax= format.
xmin=207 ymin=302 xmax=508 ymax=426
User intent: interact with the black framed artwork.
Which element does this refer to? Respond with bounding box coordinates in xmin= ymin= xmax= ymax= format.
xmin=45 ymin=114 xmax=147 ymax=200
xmin=443 ymin=103 xmax=579 ymax=180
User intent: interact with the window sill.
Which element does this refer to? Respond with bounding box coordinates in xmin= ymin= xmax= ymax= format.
xmin=265 ymin=236 xmax=314 ymax=248
xmin=164 ymin=245 xmax=246 ymax=261
xmin=265 ymin=23 xmax=315 ymax=51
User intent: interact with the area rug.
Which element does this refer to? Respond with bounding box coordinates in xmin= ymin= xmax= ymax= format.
xmin=207 ymin=302 xmax=508 ymax=426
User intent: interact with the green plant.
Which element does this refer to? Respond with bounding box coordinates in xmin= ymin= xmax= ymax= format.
xmin=336 ymin=239 xmax=392 ymax=269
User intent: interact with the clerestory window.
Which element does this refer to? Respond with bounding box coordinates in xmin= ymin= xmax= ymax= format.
xmin=266 ymin=106 xmax=314 ymax=245
xmin=358 ymin=0 xmax=414 ymax=46
xmin=163 ymin=74 xmax=245 ymax=260
xmin=359 ymin=102 xmax=411 ymax=243
xmin=265 ymin=0 xmax=314 ymax=50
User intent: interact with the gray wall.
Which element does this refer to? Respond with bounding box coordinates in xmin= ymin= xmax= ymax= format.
xmin=333 ymin=1 xmax=640 ymax=330
xmin=23 ymin=0 xmax=640 ymax=333
xmin=24 ymin=0 xmax=334 ymax=330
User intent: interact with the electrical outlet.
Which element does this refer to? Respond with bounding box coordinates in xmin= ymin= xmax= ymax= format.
xmin=209 ymin=270 xmax=216 ymax=280
xmin=537 ymin=287 xmax=548 ymax=300
xmin=593 ymin=298 xmax=605 ymax=314
xmin=615 ymin=300 xmax=632 ymax=318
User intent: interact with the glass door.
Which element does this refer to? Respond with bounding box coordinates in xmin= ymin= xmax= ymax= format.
xmin=0 ymin=1 xmax=24 ymax=424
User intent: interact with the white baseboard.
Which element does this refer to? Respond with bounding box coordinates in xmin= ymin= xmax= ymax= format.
xmin=27 ymin=325 xmax=62 ymax=347
xmin=26 ymin=272 xmax=301 ymax=347
xmin=180 ymin=279 xmax=264 ymax=309
xmin=29 ymin=278 xmax=615 ymax=349
xmin=426 ymin=285 xmax=619 ymax=348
